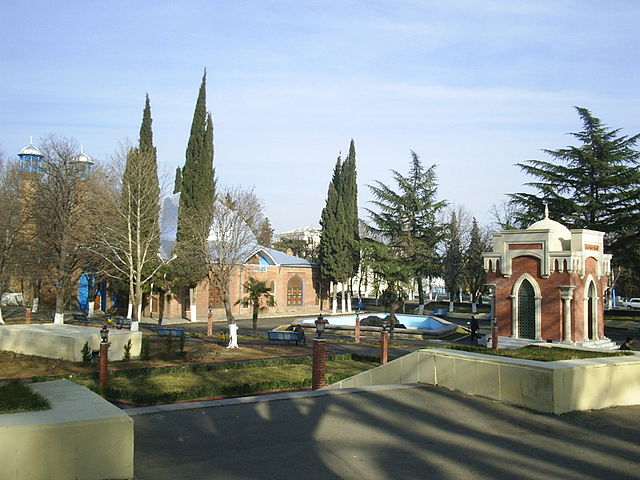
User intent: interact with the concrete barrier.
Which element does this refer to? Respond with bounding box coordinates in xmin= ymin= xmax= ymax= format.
xmin=331 ymin=348 xmax=640 ymax=414
xmin=0 ymin=324 xmax=142 ymax=361
xmin=0 ymin=380 xmax=134 ymax=480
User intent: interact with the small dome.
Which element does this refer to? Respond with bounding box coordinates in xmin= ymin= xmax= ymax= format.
xmin=72 ymin=146 xmax=94 ymax=165
xmin=528 ymin=208 xmax=571 ymax=251
xmin=19 ymin=141 xmax=43 ymax=157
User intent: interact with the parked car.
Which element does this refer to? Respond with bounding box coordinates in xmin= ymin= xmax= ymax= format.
xmin=619 ymin=298 xmax=640 ymax=309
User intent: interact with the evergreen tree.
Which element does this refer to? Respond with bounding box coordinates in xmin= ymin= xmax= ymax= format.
xmin=442 ymin=211 xmax=463 ymax=312
xmin=256 ymin=218 xmax=273 ymax=247
xmin=340 ymin=139 xmax=360 ymax=302
xmin=173 ymin=167 xmax=182 ymax=194
xmin=366 ymin=151 xmax=446 ymax=305
xmin=172 ymin=71 xmax=216 ymax=321
xmin=509 ymin=107 xmax=640 ymax=265
xmin=318 ymin=156 xmax=350 ymax=311
xmin=465 ymin=218 xmax=489 ymax=313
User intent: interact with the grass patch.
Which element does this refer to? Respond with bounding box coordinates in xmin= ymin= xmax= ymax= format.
xmin=442 ymin=345 xmax=633 ymax=362
xmin=0 ymin=380 xmax=51 ymax=414
xmin=35 ymin=354 xmax=378 ymax=405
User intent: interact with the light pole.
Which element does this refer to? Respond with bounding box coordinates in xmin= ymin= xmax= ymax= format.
xmin=312 ymin=314 xmax=328 ymax=390
xmin=99 ymin=325 xmax=110 ymax=390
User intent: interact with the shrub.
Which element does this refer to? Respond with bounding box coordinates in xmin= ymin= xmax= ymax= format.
xmin=0 ymin=379 xmax=51 ymax=413
xmin=81 ymin=342 xmax=92 ymax=363
xmin=123 ymin=339 xmax=132 ymax=361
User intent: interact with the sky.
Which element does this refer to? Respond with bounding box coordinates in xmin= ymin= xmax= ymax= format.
xmin=2 ymin=1 xmax=639 ymax=233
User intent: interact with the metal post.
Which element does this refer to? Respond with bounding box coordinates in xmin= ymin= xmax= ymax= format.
xmin=491 ymin=319 xmax=499 ymax=350
xmin=380 ymin=330 xmax=389 ymax=364
xmin=99 ymin=342 xmax=110 ymax=390
xmin=312 ymin=339 xmax=327 ymax=390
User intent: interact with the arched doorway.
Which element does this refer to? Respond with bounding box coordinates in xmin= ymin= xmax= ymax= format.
xmin=518 ymin=280 xmax=536 ymax=339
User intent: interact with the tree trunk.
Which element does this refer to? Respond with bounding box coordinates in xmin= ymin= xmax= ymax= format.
xmin=0 ymin=308 xmax=4 ymax=324
xmin=127 ymin=303 xmax=133 ymax=320
xmin=54 ymin=278 xmax=66 ymax=324
xmin=341 ymin=283 xmax=346 ymax=313
xmin=417 ymin=277 xmax=425 ymax=306
xmin=227 ymin=322 xmax=238 ymax=348
xmin=252 ymin=305 xmax=259 ymax=337
xmin=189 ymin=287 xmax=197 ymax=322
xmin=331 ymin=281 xmax=337 ymax=314
xmin=222 ymin=284 xmax=235 ymax=324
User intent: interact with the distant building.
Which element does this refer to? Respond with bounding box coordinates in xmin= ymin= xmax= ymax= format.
xmin=274 ymin=225 xmax=321 ymax=250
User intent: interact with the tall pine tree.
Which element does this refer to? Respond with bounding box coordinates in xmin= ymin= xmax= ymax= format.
xmin=172 ymin=71 xmax=216 ymax=321
xmin=366 ymin=151 xmax=445 ymax=305
xmin=442 ymin=210 xmax=463 ymax=312
xmin=173 ymin=167 xmax=182 ymax=193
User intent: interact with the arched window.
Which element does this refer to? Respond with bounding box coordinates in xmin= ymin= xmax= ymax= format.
xmin=287 ymin=276 xmax=303 ymax=306
xmin=209 ymin=284 xmax=224 ymax=308
xmin=585 ymin=280 xmax=598 ymax=340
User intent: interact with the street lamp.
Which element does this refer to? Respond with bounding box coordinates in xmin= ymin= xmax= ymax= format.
xmin=100 ymin=325 xmax=109 ymax=343
xmin=315 ymin=314 xmax=328 ymax=338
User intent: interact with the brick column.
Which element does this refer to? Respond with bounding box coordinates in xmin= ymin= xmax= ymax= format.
xmin=207 ymin=306 xmax=213 ymax=337
xmin=354 ymin=313 xmax=361 ymax=344
xmin=380 ymin=331 xmax=389 ymax=364
xmin=25 ymin=307 xmax=31 ymax=324
xmin=312 ymin=339 xmax=326 ymax=390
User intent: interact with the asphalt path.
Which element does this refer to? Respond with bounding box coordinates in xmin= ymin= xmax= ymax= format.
xmin=132 ymin=385 xmax=640 ymax=480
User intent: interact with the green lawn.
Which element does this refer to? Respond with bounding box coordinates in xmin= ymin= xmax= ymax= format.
xmin=0 ymin=380 xmax=50 ymax=414
xmin=443 ymin=345 xmax=632 ymax=361
xmin=63 ymin=354 xmax=379 ymax=405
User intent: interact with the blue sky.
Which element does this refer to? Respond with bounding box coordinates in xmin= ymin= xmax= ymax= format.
xmin=2 ymin=1 xmax=639 ymax=232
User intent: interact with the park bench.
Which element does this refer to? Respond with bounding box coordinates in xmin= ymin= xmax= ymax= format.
xmin=267 ymin=330 xmax=303 ymax=345
xmin=156 ymin=327 xmax=186 ymax=337
xmin=432 ymin=308 xmax=447 ymax=316
xmin=72 ymin=313 xmax=88 ymax=323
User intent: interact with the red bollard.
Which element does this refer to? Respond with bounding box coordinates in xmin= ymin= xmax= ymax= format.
xmin=380 ymin=330 xmax=389 ymax=364
xmin=312 ymin=339 xmax=327 ymax=390
xmin=99 ymin=342 xmax=110 ymax=390
xmin=25 ymin=308 xmax=31 ymax=324
xmin=491 ymin=319 xmax=499 ymax=350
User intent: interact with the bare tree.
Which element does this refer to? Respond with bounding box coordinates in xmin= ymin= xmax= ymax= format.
xmin=0 ymin=155 xmax=26 ymax=323
xmin=90 ymin=143 xmax=171 ymax=330
xmin=207 ymin=186 xmax=260 ymax=348
xmin=30 ymin=136 xmax=105 ymax=323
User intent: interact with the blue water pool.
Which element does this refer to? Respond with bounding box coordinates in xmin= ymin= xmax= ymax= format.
xmin=299 ymin=314 xmax=449 ymax=331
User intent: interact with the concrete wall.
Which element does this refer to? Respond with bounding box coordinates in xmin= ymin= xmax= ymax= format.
xmin=0 ymin=380 xmax=134 ymax=480
xmin=331 ymin=348 xmax=640 ymax=414
xmin=0 ymin=324 xmax=142 ymax=362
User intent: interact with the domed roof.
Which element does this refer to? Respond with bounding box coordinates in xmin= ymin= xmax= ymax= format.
xmin=527 ymin=206 xmax=571 ymax=251
xmin=72 ymin=146 xmax=94 ymax=165
xmin=19 ymin=138 xmax=43 ymax=157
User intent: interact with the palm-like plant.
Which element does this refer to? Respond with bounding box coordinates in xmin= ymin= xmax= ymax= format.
xmin=236 ymin=277 xmax=275 ymax=337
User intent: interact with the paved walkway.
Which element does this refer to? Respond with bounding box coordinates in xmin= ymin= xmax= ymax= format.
xmin=132 ymin=384 xmax=640 ymax=480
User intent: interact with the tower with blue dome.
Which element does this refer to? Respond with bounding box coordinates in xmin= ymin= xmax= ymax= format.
xmin=18 ymin=137 xmax=44 ymax=173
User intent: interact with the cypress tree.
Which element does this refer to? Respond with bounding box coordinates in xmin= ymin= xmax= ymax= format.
xmin=172 ymin=71 xmax=216 ymax=320
xmin=173 ymin=167 xmax=182 ymax=194
xmin=119 ymin=94 xmax=161 ymax=323
xmin=340 ymin=139 xmax=360 ymax=282
xmin=442 ymin=211 xmax=463 ymax=312
xmin=319 ymin=156 xmax=350 ymax=310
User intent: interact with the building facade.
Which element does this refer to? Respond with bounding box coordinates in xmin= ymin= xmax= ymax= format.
xmin=483 ymin=211 xmax=611 ymax=343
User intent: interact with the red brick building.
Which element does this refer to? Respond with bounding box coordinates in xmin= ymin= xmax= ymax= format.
xmin=483 ymin=212 xmax=611 ymax=343
xmin=146 ymin=246 xmax=322 ymax=320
